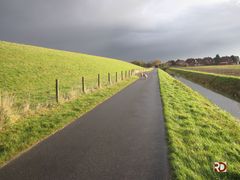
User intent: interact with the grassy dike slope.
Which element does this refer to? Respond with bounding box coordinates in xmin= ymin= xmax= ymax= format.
xmin=168 ymin=68 xmax=240 ymax=102
xmin=0 ymin=41 xmax=141 ymax=166
xmin=0 ymin=41 xmax=140 ymax=103
xmin=0 ymin=41 xmax=141 ymax=126
xmin=158 ymin=69 xmax=240 ymax=179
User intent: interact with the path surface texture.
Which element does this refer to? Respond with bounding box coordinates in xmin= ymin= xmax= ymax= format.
xmin=0 ymin=70 xmax=170 ymax=180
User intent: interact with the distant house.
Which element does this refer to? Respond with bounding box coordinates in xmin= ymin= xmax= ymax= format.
xmin=165 ymin=55 xmax=239 ymax=67
xmin=166 ymin=60 xmax=176 ymax=66
xmin=186 ymin=58 xmax=198 ymax=66
xmin=195 ymin=58 xmax=204 ymax=66
xmin=202 ymin=57 xmax=214 ymax=65
xmin=175 ymin=59 xmax=187 ymax=67
xmin=231 ymin=55 xmax=240 ymax=64
xmin=219 ymin=56 xmax=233 ymax=65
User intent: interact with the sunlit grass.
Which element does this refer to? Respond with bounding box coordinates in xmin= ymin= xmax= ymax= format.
xmin=168 ymin=68 xmax=240 ymax=102
xmin=0 ymin=40 xmax=141 ymax=166
xmin=186 ymin=65 xmax=240 ymax=69
xmin=0 ymin=41 xmax=140 ymax=101
xmin=158 ymin=69 xmax=240 ymax=179
xmin=0 ymin=77 xmax=137 ymax=167
xmin=0 ymin=41 xmax=141 ymax=127
xmin=183 ymin=65 xmax=240 ymax=77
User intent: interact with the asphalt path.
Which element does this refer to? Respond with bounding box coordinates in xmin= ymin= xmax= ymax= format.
xmin=0 ymin=69 xmax=170 ymax=180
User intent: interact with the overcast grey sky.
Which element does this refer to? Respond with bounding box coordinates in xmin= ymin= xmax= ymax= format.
xmin=0 ymin=0 xmax=240 ymax=61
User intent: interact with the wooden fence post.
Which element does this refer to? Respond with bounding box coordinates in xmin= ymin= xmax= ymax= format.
xmin=108 ymin=73 xmax=111 ymax=84
xmin=82 ymin=76 xmax=85 ymax=93
xmin=0 ymin=91 xmax=3 ymax=107
xmin=116 ymin=72 xmax=118 ymax=83
xmin=121 ymin=71 xmax=123 ymax=80
xmin=98 ymin=74 xmax=101 ymax=88
xmin=125 ymin=71 xmax=127 ymax=79
xmin=56 ymin=79 xmax=59 ymax=103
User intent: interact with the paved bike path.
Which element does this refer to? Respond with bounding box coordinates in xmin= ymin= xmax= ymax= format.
xmin=0 ymin=70 xmax=170 ymax=180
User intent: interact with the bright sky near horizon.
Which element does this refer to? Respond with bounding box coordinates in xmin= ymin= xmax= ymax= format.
xmin=0 ymin=0 xmax=240 ymax=61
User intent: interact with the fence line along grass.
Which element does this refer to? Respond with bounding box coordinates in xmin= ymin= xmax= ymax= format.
xmin=0 ymin=41 xmax=142 ymax=128
xmin=0 ymin=77 xmax=138 ymax=167
xmin=158 ymin=69 xmax=240 ymax=179
xmin=168 ymin=68 xmax=240 ymax=102
xmin=0 ymin=70 xmax=138 ymax=129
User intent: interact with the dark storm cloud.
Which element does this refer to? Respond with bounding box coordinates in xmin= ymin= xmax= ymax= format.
xmin=0 ymin=0 xmax=240 ymax=61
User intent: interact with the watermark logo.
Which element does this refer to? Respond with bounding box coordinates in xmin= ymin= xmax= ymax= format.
xmin=214 ymin=162 xmax=227 ymax=172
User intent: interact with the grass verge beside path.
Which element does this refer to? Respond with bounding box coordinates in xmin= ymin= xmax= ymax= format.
xmin=158 ymin=69 xmax=240 ymax=179
xmin=0 ymin=77 xmax=137 ymax=167
xmin=168 ymin=68 xmax=240 ymax=102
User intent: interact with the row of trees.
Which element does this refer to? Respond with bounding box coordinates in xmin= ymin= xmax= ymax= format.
xmin=166 ymin=54 xmax=240 ymax=67
xmin=214 ymin=54 xmax=239 ymax=64
xmin=131 ymin=60 xmax=161 ymax=67
xmin=131 ymin=54 xmax=239 ymax=68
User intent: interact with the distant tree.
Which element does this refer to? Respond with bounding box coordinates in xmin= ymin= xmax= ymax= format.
xmin=214 ymin=54 xmax=221 ymax=64
xmin=131 ymin=61 xmax=144 ymax=67
xmin=131 ymin=60 xmax=151 ymax=67
xmin=131 ymin=60 xmax=163 ymax=68
xmin=151 ymin=60 xmax=161 ymax=67
xmin=230 ymin=55 xmax=240 ymax=64
xmin=145 ymin=62 xmax=152 ymax=68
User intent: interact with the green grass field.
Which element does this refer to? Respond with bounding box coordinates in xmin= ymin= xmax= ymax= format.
xmin=0 ymin=40 xmax=141 ymax=166
xmin=0 ymin=78 xmax=137 ymax=167
xmin=186 ymin=65 xmax=240 ymax=69
xmin=158 ymin=69 xmax=240 ymax=179
xmin=168 ymin=68 xmax=240 ymax=102
xmin=184 ymin=65 xmax=240 ymax=77
xmin=0 ymin=41 xmax=141 ymax=127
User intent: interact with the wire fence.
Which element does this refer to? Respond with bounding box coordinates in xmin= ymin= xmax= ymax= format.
xmin=0 ymin=69 xmax=142 ymax=127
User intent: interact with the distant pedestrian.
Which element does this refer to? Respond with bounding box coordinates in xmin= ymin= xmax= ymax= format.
xmin=143 ymin=73 xmax=148 ymax=79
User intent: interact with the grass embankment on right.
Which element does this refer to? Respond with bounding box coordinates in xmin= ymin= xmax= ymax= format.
xmin=158 ymin=69 xmax=240 ymax=179
xmin=168 ymin=68 xmax=240 ymax=102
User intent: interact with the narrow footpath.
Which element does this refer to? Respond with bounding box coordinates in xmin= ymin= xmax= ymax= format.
xmin=0 ymin=70 xmax=170 ymax=180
